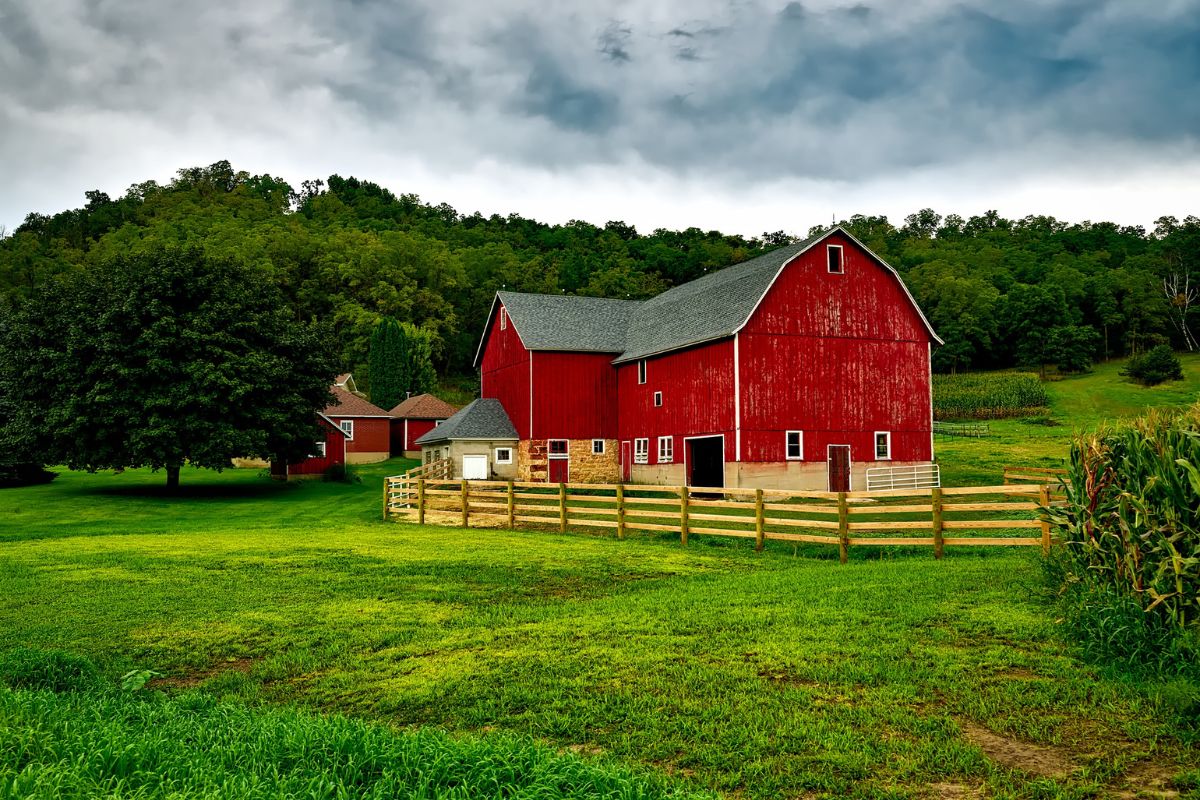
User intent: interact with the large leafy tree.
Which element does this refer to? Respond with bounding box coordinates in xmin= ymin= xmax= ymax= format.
xmin=7 ymin=247 xmax=337 ymax=488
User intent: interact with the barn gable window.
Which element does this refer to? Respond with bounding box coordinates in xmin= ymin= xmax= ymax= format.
xmin=827 ymin=245 xmax=844 ymax=274
xmin=785 ymin=431 xmax=803 ymax=460
xmin=339 ymin=420 xmax=354 ymax=440
xmin=654 ymin=391 xmax=663 ymax=407
xmin=592 ymin=439 xmax=605 ymax=455
xmin=634 ymin=438 xmax=649 ymax=464
xmin=658 ymin=436 xmax=674 ymax=463
xmin=874 ymin=431 xmax=892 ymax=460
xmin=495 ymin=447 xmax=513 ymax=464
xmin=499 ymin=307 xmax=508 ymax=330
xmin=314 ymin=440 xmax=326 ymax=458
xmin=637 ymin=360 xmax=647 ymax=384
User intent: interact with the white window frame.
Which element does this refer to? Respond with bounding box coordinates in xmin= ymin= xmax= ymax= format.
xmin=874 ymin=431 xmax=892 ymax=461
xmin=548 ymin=439 xmax=569 ymax=456
xmin=494 ymin=446 xmax=513 ymax=464
xmin=499 ymin=307 xmax=508 ymax=330
xmin=434 ymin=419 xmax=444 ymax=427
xmin=785 ymin=430 xmax=803 ymax=461
xmin=339 ymin=420 xmax=354 ymax=440
xmin=314 ymin=440 xmax=326 ymax=458
xmin=654 ymin=391 xmax=663 ymax=407
xmin=634 ymin=438 xmax=649 ymax=464
xmin=592 ymin=439 xmax=605 ymax=455
xmin=827 ymin=244 xmax=844 ymax=274
xmin=658 ymin=436 xmax=674 ymax=464
xmin=637 ymin=360 xmax=647 ymax=385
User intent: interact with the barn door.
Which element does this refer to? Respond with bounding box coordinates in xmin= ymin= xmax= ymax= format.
xmin=548 ymin=457 xmax=569 ymax=483
xmin=462 ymin=455 xmax=488 ymax=480
xmin=827 ymin=445 xmax=851 ymax=492
xmin=620 ymin=441 xmax=631 ymax=482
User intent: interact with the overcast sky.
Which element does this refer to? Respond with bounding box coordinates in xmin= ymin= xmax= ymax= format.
xmin=2 ymin=0 xmax=1198 ymax=237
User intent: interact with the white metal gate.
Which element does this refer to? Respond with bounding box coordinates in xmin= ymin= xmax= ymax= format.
xmin=865 ymin=463 xmax=940 ymax=492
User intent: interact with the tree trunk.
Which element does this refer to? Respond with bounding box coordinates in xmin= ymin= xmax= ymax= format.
xmin=166 ymin=465 xmax=180 ymax=491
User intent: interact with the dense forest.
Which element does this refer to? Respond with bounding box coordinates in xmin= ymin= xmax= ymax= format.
xmin=2 ymin=160 xmax=1197 ymax=388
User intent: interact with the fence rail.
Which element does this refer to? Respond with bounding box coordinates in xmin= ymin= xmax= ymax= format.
xmin=865 ymin=463 xmax=940 ymax=492
xmin=1003 ymin=465 xmax=1066 ymax=485
xmin=933 ymin=421 xmax=990 ymax=437
xmin=384 ymin=476 xmax=1056 ymax=561
xmin=383 ymin=458 xmax=452 ymax=516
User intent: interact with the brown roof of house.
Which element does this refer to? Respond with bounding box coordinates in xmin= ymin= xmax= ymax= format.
xmin=389 ymin=393 xmax=459 ymax=419
xmin=324 ymin=385 xmax=391 ymax=417
xmin=335 ymin=373 xmax=352 ymax=384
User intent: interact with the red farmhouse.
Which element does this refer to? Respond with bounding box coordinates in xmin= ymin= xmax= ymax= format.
xmin=271 ymin=413 xmax=348 ymax=479
xmin=438 ymin=227 xmax=940 ymax=491
xmin=324 ymin=386 xmax=392 ymax=464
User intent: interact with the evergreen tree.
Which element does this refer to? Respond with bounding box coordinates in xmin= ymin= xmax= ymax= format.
xmin=368 ymin=317 xmax=405 ymax=410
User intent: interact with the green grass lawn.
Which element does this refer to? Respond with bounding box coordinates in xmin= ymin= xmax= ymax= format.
xmin=935 ymin=354 xmax=1200 ymax=485
xmin=2 ymin=454 xmax=1199 ymax=798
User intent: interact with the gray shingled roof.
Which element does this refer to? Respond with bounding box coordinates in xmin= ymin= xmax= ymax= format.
xmin=414 ymin=398 xmax=518 ymax=445
xmin=492 ymin=291 xmax=639 ymax=353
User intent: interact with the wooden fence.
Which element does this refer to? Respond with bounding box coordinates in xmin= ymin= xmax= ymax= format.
xmin=384 ymin=477 xmax=1056 ymax=561
xmin=933 ymin=421 xmax=990 ymax=438
xmin=1003 ymin=465 xmax=1066 ymax=485
xmin=382 ymin=458 xmax=451 ymax=512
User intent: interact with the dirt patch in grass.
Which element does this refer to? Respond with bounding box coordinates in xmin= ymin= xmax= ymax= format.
xmin=960 ymin=721 xmax=1074 ymax=778
xmin=1110 ymin=761 xmax=1180 ymax=799
xmin=150 ymin=657 xmax=258 ymax=689
xmin=928 ymin=783 xmax=984 ymax=800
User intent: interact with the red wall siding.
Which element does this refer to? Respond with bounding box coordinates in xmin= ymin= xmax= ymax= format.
xmin=330 ymin=416 xmax=390 ymax=454
xmin=617 ymin=339 xmax=735 ymax=464
xmin=290 ymin=421 xmax=346 ymax=475
xmin=739 ymin=232 xmax=932 ymax=464
xmin=391 ymin=418 xmax=438 ymax=453
xmin=531 ymin=351 xmax=618 ymax=439
xmin=480 ymin=303 xmax=532 ymax=439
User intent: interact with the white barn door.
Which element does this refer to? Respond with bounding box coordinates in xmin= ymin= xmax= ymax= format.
xmin=462 ymin=455 xmax=488 ymax=480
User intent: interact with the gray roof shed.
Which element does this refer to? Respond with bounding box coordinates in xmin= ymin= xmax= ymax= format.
xmin=414 ymin=398 xmax=518 ymax=446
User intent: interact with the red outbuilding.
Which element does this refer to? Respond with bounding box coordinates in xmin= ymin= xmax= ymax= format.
xmin=271 ymin=413 xmax=348 ymax=479
xmin=389 ymin=393 xmax=459 ymax=457
xmin=451 ymin=226 xmax=941 ymax=491
xmin=324 ymin=386 xmax=393 ymax=464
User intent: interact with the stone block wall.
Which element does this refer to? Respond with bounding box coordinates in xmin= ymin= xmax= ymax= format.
xmin=517 ymin=439 xmax=619 ymax=483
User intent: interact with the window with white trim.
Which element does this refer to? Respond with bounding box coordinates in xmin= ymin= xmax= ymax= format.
xmin=658 ymin=436 xmax=674 ymax=463
xmin=495 ymin=447 xmax=513 ymax=464
xmin=499 ymin=307 xmax=508 ymax=330
xmin=592 ymin=439 xmax=605 ymax=455
xmin=339 ymin=420 xmax=354 ymax=440
xmin=874 ymin=431 xmax=892 ymax=460
xmin=653 ymin=391 xmax=663 ymax=407
xmin=634 ymin=438 xmax=649 ymax=464
xmin=425 ymin=449 xmax=433 ymax=464
xmin=827 ymin=244 xmax=844 ymax=274
xmin=434 ymin=419 xmax=444 ymax=426
xmin=314 ymin=440 xmax=326 ymax=458
xmin=785 ymin=431 xmax=803 ymax=460
xmin=637 ymin=360 xmax=647 ymax=384
xmin=548 ymin=439 xmax=568 ymax=455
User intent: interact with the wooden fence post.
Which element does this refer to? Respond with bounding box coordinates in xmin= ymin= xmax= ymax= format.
xmin=382 ymin=478 xmax=390 ymax=521
xmin=932 ymin=487 xmax=944 ymax=560
xmin=1039 ymin=485 xmax=1052 ymax=555
xmin=417 ymin=479 xmax=426 ymax=525
xmin=837 ymin=492 xmax=849 ymax=564
xmin=461 ymin=480 xmax=469 ymax=528
xmin=559 ymin=483 xmax=567 ymax=532
xmin=507 ymin=480 xmax=515 ymax=529
xmin=616 ymin=484 xmax=626 ymax=539
xmin=679 ymin=487 xmax=690 ymax=546
xmin=754 ymin=489 xmax=765 ymax=552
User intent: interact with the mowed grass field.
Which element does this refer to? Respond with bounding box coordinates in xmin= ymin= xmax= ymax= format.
xmin=2 ymin=357 xmax=1199 ymax=798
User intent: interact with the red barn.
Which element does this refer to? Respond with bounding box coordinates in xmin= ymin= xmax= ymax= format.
xmin=324 ymin=386 xmax=392 ymax=464
xmin=389 ymin=393 xmax=459 ymax=457
xmin=460 ymin=227 xmax=940 ymax=491
xmin=271 ymin=413 xmax=348 ymax=479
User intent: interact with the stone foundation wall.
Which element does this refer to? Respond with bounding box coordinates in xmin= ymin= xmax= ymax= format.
xmin=517 ymin=439 xmax=619 ymax=483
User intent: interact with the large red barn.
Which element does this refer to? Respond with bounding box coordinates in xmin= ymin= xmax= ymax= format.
xmin=436 ymin=227 xmax=940 ymax=491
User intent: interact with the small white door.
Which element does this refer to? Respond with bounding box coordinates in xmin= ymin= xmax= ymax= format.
xmin=462 ymin=455 xmax=488 ymax=480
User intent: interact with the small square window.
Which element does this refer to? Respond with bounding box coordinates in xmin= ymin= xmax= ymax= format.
xmin=658 ymin=436 xmax=674 ymax=463
xmin=827 ymin=245 xmax=844 ymax=274
xmin=495 ymin=447 xmax=513 ymax=464
xmin=874 ymin=431 xmax=891 ymax=460
xmin=786 ymin=431 xmax=802 ymax=460
xmin=314 ymin=440 xmax=326 ymax=458
xmin=592 ymin=439 xmax=605 ymax=455
xmin=339 ymin=420 xmax=354 ymax=440
xmin=634 ymin=438 xmax=649 ymax=464
xmin=637 ymin=360 xmax=647 ymax=384
xmin=548 ymin=439 xmax=568 ymax=455
xmin=653 ymin=391 xmax=663 ymax=407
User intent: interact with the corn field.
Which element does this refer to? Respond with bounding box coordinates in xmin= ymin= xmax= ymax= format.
xmin=932 ymin=372 xmax=1050 ymax=420
xmin=1051 ymin=407 xmax=1200 ymax=638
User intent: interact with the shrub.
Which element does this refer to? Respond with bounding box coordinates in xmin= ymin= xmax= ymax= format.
xmin=933 ymin=372 xmax=1050 ymax=420
xmin=0 ymin=648 xmax=100 ymax=692
xmin=1047 ymin=407 xmax=1200 ymax=673
xmin=1122 ymin=345 xmax=1184 ymax=386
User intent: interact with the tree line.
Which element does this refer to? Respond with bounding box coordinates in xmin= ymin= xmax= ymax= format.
xmin=2 ymin=160 xmax=1198 ymax=381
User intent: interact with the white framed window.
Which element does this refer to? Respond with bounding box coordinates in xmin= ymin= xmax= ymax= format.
xmin=548 ymin=439 xmax=568 ymax=455
xmin=434 ymin=419 xmax=444 ymax=427
xmin=499 ymin=307 xmax=508 ymax=330
xmin=658 ymin=436 xmax=674 ymax=463
xmin=637 ymin=360 xmax=647 ymax=384
xmin=634 ymin=438 xmax=649 ymax=464
xmin=653 ymin=391 xmax=663 ymax=407
xmin=339 ymin=420 xmax=354 ymax=440
xmin=314 ymin=440 xmax=326 ymax=458
xmin=592 ymin=439 xmax=605 ymax=455
xmin=786 ymin=430 xmax=803 ymax=460
xmin=827 ymin=244 xmax=844 ymax=274
xmin=874 ymin=431 xmax=892 ymax=460
xmin=495 ymin=447 xmax=513 ymax=464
